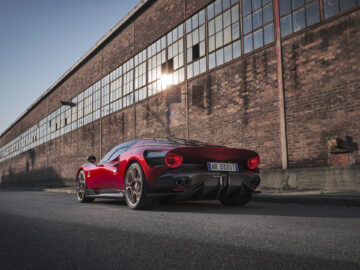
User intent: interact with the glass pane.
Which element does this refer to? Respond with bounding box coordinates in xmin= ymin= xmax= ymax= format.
xmin=253 ymin=9 xmax=263 ymax=30
xmin=187 ymin=48 xmax=192 ymax=63
xmin=280 ymin=14 xmax=293 ymax=37
xmin=200 ymin=41 xmax=206 ymax=56
xmin=179 ymin=52 xmax=184 ymax=67
xmin=215 ymin=0 xmax=223 ymax=15
xmin=216 ymin=48 xmax=224 ymax=66
xmin=224 ymin=10 xmax=231 ymax=28
xmin=233 ymin=40 xmax=241 ymax=58
xmin=244 ymin=34 xmax=253 ymax=53
xmin=224 ymin=26 xmax=232 ymax=44
xmin=186 ymin=18 xmax=192 ymax=33
xmin=253 ymin=28 xmax=263 ymax=49
xmin=224 ymin=44 xmax=233 ymax=62
xmin=243 ymin=0 xmax=252 ymax=16
xmin=215 ymin=14 xmax=223 ymax=32
xmin=263 ymin=3 xmax=273 ymax=24
xmin=199 ymin=9 xmax=205 ymax=25
xmin=264 ymin=23 xmax=274 ymax=44
xmin=223 ymin=0 xmax=231 ymax=10
xmin=293 ymin=8 xmax=305 ymax=32
xmin=209 ymin=52 xmax=216 ymax=69
xmin=199 ymin=25 xmax=205 ymax=41
xmin=292 ymin=0 xmax=305 ymax=9
xmin=209 ymin=19 xmax=215 ymax=36
xmin=263 ymin=0 xmax=272 ymax=4
xmin=193 ymin=29 xmax=199 ymax=44
xmin=243 ymin=15 xmax=252 ymax=34
xmin=178 ymin=25 xmax=184 ymax=38
xmin=193 ymin=60 xmax=200 ymax=76
xmin=167 ymin=32 xmax=173 ymax=44
xmin=192 ymin=13 xmax=199 ymax=29
xmin=232 ymin=5 xmax=240 ymax=23
xmin=232 ymin=22 xmax=240 ymax=40
xmin=306 ymin=1 xmax=320 ymax=26
xmin=209 ymin=35 xmax=216 ymax=52
xmin=216 ymin=30 xmax=224 ymax=48
xmin=323 ymin=0 xmax=339 ymax=18
xmin=187 ymin=64 xmax=193 ymax=78
xmin=339 ymin=0 xmax=356 ymax=11
xmin=187 ymin=32 xmax=192 ymax=48
xmin=179 ymin=39 xmax=184 ymax=53
xmin=279 ymin=0 xmax=291 ymax=16
xmin=208 ymin=3 xmax=215 ymax=19
xmin=252 ymin=0 xmax=262 ymax=10
xmin=200 ymin=57 xmax=206 ymax=73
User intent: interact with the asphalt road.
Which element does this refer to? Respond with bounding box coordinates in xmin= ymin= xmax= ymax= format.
xmin=0 ymin=190 xmax=359 ymax=270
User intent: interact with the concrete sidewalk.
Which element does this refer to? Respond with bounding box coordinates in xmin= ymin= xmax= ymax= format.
xmin=253 ymin=190 xmax=360 ymax=206
xmin=1 ymin=186 xmax=359 ymax=206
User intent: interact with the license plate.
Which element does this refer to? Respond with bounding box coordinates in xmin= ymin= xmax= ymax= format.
xmin=207 ymin=162 xmax=239 ymax=172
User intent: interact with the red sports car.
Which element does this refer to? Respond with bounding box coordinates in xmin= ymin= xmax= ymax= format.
xmin=76 ymin=138 xmax=260 ymax=210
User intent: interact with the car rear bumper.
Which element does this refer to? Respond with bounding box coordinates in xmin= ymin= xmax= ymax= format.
xmin=149 ymin=170 xmax=260 ymax=200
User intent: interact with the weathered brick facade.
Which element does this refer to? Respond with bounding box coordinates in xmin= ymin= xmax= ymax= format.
xmin=0 ymin=0 xmax=359 ymax=190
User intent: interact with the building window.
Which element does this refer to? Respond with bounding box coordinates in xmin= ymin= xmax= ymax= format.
xmin=101 ymin=75 xmax=110 ymax=117
xmin=280 ymin=0 xmax=320 ymax=37
xmin=71 ymin=96 xmax=78 ymax=131
xmin=323 ymin=0 xmax=359 ymax=19
xmin=122 ymin=58 xmax=134 ymax=108
xmin=242 ymin=0 xmax=274 ymax=54
xmin=134 ymin=49 xmax=148 ymax=102
xmin=109 ymin=66 xmax=123 ymax=114
xmin=83 ymin=86 xmax=93 ymax=125
xmin=167 ymin=24 xmax=185 ymax=85
xmin=186 ymin=9 xmax=206 ymax=78
xmin=77 ymin=92 xmax=84 ymax=128
xmin=208 ymin=0 xmax=241 ymax=69
xmin=148 ymin=36 xmax=167 ymax=96
xmin=92 ymin=80 xmax=101 ymax=121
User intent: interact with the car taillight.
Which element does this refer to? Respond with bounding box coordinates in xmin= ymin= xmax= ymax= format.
xmin=247 ymin=156 xmax=259 ymax=170
xmin=165 ymin=152 xmax=183 ymax=168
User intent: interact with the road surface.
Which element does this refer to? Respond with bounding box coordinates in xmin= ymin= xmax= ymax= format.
xmin=0 ymin=190 xmax=359 ymax=269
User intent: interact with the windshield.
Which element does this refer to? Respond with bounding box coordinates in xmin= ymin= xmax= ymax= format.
xmin=145 ymin=138 xmax=221 ymax=147
xmin=101 ymin=140 xmax=138 ymax=161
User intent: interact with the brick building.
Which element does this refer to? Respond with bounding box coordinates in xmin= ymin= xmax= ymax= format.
xmin=0 ymin=0 xmax=359 ymax=190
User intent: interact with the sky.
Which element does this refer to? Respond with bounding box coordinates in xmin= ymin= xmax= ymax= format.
xmin=0 ymin=0 xmax=137 ymax=135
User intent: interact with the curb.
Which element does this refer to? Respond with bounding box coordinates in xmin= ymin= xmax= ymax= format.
xmin=252 ymin=194 xmax=360 ymax=207
xmin=0 ymin=187 xmax=75 ymax=194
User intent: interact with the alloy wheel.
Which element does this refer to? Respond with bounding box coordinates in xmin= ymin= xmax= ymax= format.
xmin=76 ymin=171 xmax=86 ymax=201
xmin=125 ymin=165 xmax=143 ymax=207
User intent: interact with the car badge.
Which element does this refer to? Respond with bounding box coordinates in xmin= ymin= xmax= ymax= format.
xmin=87 ymin=172 xmax=91 ymax=178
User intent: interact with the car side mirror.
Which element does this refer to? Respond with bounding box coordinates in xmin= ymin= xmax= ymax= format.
xmin=87 ymin=155 xmax=96 ymax=163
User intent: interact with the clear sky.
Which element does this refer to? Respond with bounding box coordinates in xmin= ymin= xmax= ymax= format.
xmin=0 ymin=0 xmax=138 ymax=135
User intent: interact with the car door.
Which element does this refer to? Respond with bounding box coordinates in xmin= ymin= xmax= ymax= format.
xmin=102 ymin=147 xmax=128 ymax=189
xmin=87 ymin=146 xmax=119 ymax=190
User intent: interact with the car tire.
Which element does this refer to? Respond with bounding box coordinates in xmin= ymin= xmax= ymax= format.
xmin=76 ymin=170 xmax=95 ymax=203
xmin=219 ymin=192 xmax=252 ymax=206
xmin=125 ymin=162 xmax=158 ymax=210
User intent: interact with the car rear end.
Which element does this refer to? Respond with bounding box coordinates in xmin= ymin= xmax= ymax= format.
xmin=143 ymin=145 xmax=260 ymax=203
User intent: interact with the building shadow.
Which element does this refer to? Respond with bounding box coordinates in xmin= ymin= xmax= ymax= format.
xmin=1 ymin=166 xmax=72 ymax=188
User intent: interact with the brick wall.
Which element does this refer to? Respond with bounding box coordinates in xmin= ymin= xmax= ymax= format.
xmin=0 ymin=1 xmax=359 ymax=190
xmin=283 ymin=9 xmax=360 ymax=168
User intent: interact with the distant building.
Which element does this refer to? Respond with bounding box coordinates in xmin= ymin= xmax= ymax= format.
xmin=1 ymin=0 xmax=359 ymax=190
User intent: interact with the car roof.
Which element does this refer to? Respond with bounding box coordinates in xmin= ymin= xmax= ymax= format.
xmin=135 ymin=138 xmax=221 ymax=147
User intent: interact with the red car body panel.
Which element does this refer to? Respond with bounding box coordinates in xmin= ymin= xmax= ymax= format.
xmin=77 ymin=139 xmax=260 ymax=192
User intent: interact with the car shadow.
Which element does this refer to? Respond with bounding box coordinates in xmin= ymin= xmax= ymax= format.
xmin=92 ymin=199 xmax=360 ymax=219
